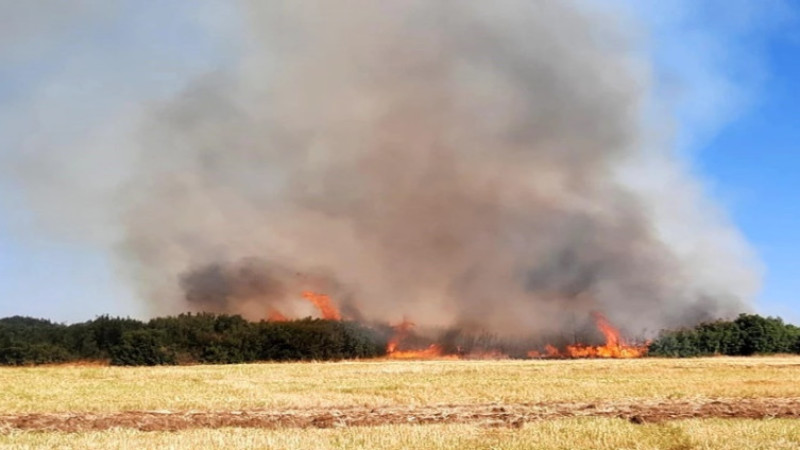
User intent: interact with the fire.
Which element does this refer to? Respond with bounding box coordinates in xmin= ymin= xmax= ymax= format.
xmin=264 ymin=291 xmax=342 ymax=321
xmin=301 ymin=290 xmax=342 ymax=320
xmin=270 ymin=298 xmax=646 ymax=360
xmin=386 ymin=344 xmax=456 ymax=360
xmin=527 ymin=312 xmax=648 ymax=359
xmin=592 ymin=311 xmax=621 ymax=347
xmin=527 ymin=344 xmax=560 ymax=358
xmin=384 ymin=311 xmax=646 ymax=360
xmin=267 ymin=308 xmax=288 ymax=322
xmin=385 ymin=319 xmax=506 ymax=360
xmin=386 ymin=318 xmax=415 ymax=354
xmin=386 ymin=319 xmax=439 ymax=359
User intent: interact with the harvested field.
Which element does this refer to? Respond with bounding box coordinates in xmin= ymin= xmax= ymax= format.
xmin=2 ymin=418 xmax=800 ymax=450
xmin=1 ymin=357 xmax=799 ymax=449
xmin=0 ymin=398 xmax=799 ymax=432
xmin=2 ymin=357 xmax=800 ymax=414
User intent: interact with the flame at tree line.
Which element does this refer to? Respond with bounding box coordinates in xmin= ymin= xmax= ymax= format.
xmin=526 ymin=312 xmax=649 ymax=358
xmin=386 ymin=319 xmax=414 ymax=354
xmin=300 ymin=291 xmax=341 ymax=321
xmin=270 ymin=292 xmax=648 ymax=359
xmin=266 ymin=308 xmax=288 ymax=322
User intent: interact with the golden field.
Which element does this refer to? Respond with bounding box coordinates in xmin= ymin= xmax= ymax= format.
xmin=1 ymin=357 xmax=799 ymax=413
xmin=2 ymin=419 xmax=800 ymax=450
xmin=1 ymin=357 xmax=799 ymax=449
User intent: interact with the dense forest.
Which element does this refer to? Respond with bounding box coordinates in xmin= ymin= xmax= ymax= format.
xmin=1 ymin=313 xmax=799 ymax=365
xmin=0 ymin=314 xmax=386 ymax=366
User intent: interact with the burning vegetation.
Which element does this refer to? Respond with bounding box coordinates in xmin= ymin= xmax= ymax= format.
xmin=266 ymin=308 xmax=288 ymax=323
xmin=300 ymin=291 xmax=342 ymax=321
xmin=270 ymin=291 xmax=648 ymax=360
xmin=121 ymin=0 xmax=759 ymax=345
xmin=2 ymin=311 xmax=798 ymax=366
xmin=526 ymin=312 xmax=649 ymax=359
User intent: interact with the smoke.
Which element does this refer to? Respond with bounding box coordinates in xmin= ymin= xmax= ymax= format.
xmin=7 ymin=1 xmax=762 ymax=334
xmin=114 ymin=0 xmax=760 ymax=335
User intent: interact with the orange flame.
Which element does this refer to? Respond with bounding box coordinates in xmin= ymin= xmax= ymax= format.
xmin=386 ymin=318 xmax=415 ymax=354
xmin=387 ymin=344 xmax=456 ymax=360
xmin=267 ymin=308 xmax=288 ymax=322
xmin=301 ymin=290 xmax=342 ymax=320
xmin=527 ymin=312 xmax=648 ymax=359
xmin=592 ymin=311 xmax=621 ymax=347
xmin=384 ymin=319 xmax=506 ymax=360
xmin=382 ymin=312 xmax=648 ymax=360
xmin=526 ymin=344 xmax=560 ymax=358
xmin=385 ymin=319 xmax=459 ymax=359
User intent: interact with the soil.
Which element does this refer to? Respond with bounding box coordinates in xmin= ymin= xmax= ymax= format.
xmin=1 ymin=398 xmax=798 ymax=432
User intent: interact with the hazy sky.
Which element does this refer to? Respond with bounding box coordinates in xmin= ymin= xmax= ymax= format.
xmin=0 ymin=0 xmax=798 ymax=324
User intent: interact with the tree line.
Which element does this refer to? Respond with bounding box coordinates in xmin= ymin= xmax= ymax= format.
xmin=647 ymin=313 xmax=800 ymax=357
xmin=1 ymin=312 xmax=799 ymax=365
xmin=0 ymin=314 xmax=386 ymax=366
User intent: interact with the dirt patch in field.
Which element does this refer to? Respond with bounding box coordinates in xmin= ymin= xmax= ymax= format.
xmin=1 ymin=398 xmax=798 ymax=432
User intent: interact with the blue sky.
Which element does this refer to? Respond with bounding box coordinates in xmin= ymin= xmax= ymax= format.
xmin=698 ymin=33 xmax=800 ymax=323
xmin=0 ymin=1 xmax=798 ymax=324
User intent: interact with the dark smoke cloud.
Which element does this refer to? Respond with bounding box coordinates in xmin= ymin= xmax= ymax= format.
xmin=113 ymin=0 xmax=759 ymax=336
xmin=0 ymin=1 xmax=758 ymax=333
xmin=180 ymin=258 xmax=290 ymax=313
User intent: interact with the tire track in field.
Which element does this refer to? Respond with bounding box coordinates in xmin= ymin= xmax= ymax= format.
xmin=1 ymin=398 xmax=799 ymax=432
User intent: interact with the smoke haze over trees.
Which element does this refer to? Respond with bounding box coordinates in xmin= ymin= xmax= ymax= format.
xmin=1 ymin=1 xmax=765 ymax=336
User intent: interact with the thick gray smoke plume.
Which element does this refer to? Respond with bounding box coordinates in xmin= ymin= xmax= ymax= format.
xmin=116 ymin=0 xmax=758 ymax=335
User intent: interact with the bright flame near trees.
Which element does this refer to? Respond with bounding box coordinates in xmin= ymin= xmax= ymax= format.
xmin=386 ymin=318 xmax=415 ymax=354
xmin=387 ymin=311 xmax=647 ymax=360
xmin=527 ymin=312 xmax=649 ymax=359
xmin=267 ymin=307 xmax=288 ymax=322
xmin=301 ymin=290 xmax=342 ymax=320
xmin=268 ymin=292 xmax=647 ymax=359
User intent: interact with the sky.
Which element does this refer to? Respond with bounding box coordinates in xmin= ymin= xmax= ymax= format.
xmin=0 ymin=1 xmax=798 ymax=325
xmin=698 ymin=34 xmax=800 ymax=323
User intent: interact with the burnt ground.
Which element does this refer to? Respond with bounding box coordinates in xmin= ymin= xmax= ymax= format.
xmin=1 ymin=398 xmax=799 ymax=432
